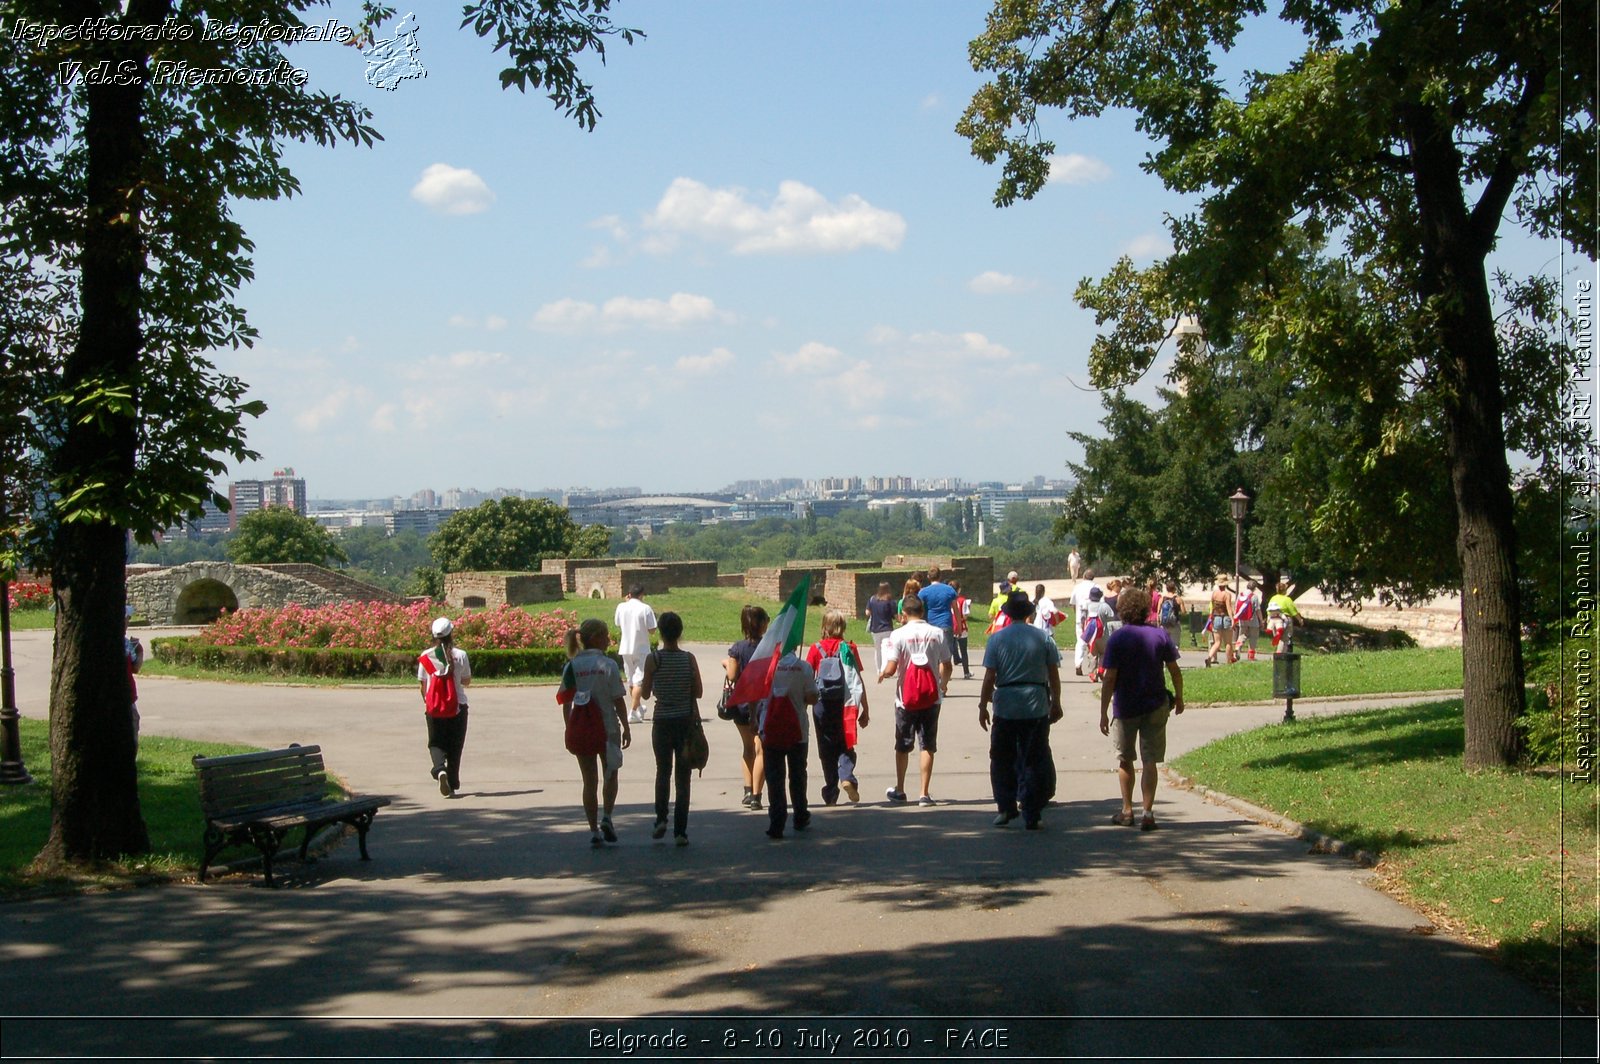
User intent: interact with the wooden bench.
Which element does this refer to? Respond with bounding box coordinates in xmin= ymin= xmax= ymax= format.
xmin=193 ymin=744 xmax=391 ymax=886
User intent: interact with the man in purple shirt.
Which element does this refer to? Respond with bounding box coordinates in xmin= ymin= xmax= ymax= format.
xmin=1098 ymin=585 xmax=1184 ymax=831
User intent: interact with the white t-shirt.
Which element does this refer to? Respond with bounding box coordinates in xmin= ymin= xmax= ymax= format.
xmin=1070 ymin=580 xmax=1101 ymax=613
xmin=613 ymin=597 xmax=657 ymax=657
xmin=883 ymin=619 xmax=952 ymax=708
xmin=416 ymin=646 xmax=471 ymax=708
xmin=1032 ymin=596 xmax=1060 ymax=634
xmin=763 ymin=653 xmax=816 ymax=746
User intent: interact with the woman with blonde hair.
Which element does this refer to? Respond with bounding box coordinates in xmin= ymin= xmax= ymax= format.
xmin=556 ymin=618 xmax=631 ymax=845
xmin=805 ymin=608 xmax=870 ymax=804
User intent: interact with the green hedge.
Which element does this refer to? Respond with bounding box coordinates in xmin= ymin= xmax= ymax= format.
xmin=152 ymin=638 xmax=596 ymax=679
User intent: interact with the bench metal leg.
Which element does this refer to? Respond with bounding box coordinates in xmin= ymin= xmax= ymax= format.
xmin=351 ymin=810 xmax=378 ymax=860
xmin=248 ymin=826 xmax=284 ymax=887
xmin=198 ymin=826 xmax=227 ymax=884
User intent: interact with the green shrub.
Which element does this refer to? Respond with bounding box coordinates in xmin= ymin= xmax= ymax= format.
xmin=1519 ymin=630 xmax=1597 ymax=770
xmin=153 ymin=638 xmax=582 ymax=679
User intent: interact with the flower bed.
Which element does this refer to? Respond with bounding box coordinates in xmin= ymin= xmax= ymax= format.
xmin=153 ymin=639 xmax=574 ymax=679
xmin=197 ymin=600 xmax=577 ymax=651
xmin=7 ymin=581 xmax=50 ymax=611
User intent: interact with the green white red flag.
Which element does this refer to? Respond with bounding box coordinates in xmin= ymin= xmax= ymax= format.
xmin=727 ymin=575 xmax=811 ymax=706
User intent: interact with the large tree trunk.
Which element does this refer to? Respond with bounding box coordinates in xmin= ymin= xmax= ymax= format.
xmin=1405 ymin=104 xmax=1527 ymax=769
xmin=37 ymin=48 xmax=151 ymax=864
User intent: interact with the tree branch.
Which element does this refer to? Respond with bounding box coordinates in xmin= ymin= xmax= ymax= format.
xmin=1468 ymin=73 xmax=1540 ymax=252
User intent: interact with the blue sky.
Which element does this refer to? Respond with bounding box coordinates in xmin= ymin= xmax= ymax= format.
xmin=218 ymin=1 xmax=1585 ymax=499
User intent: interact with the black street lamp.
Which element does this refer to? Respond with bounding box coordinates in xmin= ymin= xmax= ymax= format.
xmin=0 ymin=575 xmax=35 ymax=785
xmin=1228 ymin=486 xmax=1250 ymax=621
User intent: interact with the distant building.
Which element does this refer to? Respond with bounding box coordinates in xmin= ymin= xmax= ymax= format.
xmin=228 ymin=467 xmax=307 ymax=529
xmin=390 ymin=508 xmax=454 ymax=536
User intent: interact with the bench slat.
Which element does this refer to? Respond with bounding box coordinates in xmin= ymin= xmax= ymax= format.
xmin=213 ymin=796 xmax=390 ymax=832
xmin=193 ymin=745 xmax=322 ymax=769
xmin=199 ymin=766 xmax=327 ymax=802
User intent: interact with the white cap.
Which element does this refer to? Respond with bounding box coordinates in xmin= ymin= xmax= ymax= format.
xmin=1266 ymin=601 xmax=1283 ymax=612
xmin=431 ymin=616 xmax=454 ymax=638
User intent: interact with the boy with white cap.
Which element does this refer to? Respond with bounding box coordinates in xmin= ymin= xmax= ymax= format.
xmin=418 ymin=616 xmax=471 ymax=797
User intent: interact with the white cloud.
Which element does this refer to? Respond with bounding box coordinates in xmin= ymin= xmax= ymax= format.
xmin=1124 ymin=232 xmax=1174 ymax=259
xmin=532 ymin=292 xmax=727 ymax=331
xmin=410 ymin=163 xmax=495 ymax=215
xmin=774 ymin=341 xmax=845 ymax=374
xmin=1047 ymin=153 xmax=1112 ymax=185
xmin=445 ymin=350 xmax=508 ymax=369
xmin=531 ymin=298 xmax=600 ymax=329
xmin=919 ymin=93 xmax=941 ymax=110
xmin=967 ymin=270 xmax=1038 ymax=295
xmin=294 ymin=386 xmax=351 ymax=432
xmin=676 ymin=347 xmax=736 ymax=375
xmin=646 ymin=178 xmax=906 ymax=255
xmin=447 ymin=313 xmax=475 ymax=328
xmin=369 ymin=403 xmax=397 ymax=433
xmin=602 ymin=293 xmax=724 ymax=327
xmin=484 ymin=315 xmax=508 ymax=331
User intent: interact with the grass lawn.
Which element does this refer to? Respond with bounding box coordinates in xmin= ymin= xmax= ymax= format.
xmin=1170 ymin=699 xmax=1597 ymax=1010
xmin=0 ymin=718 xmax=260 ymax=891
xmin=1176 ymin=646 xmax=1463 ymax=704
xmin=8 ymin=607 xmax=53 ymax=630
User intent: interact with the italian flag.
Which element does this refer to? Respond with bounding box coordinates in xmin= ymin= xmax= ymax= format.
xmin=727 ymin=575 xmax=811 ymax=706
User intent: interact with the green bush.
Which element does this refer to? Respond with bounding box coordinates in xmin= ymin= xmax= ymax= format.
xmin=153 ymin=638 xmax=581 ymax=679
xmin=1519 ymin=631 xmax=1597 ymax=769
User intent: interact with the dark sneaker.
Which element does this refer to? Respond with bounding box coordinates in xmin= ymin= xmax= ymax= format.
xmin=993 ymin=810 xmax=1018 ymax=827
xmin=793 ymin=813 xmax=811 ymax=832
xmin=765 ymin=827 xmax=784 ymax=840
xmin=438 ymin=774 xmax=452 ymax=798
xmin=885 ymin=787 xmax=907 ymax=803
xmin=749 ymin=794 xmax=763 ymax=811
xmin=917 ymin=795 xmax=935 ymax=807
xmin=674 ymin=834 xmax=689 ymax=847
xmin=600 ymin=818 xmax=617 ymax=843
xmin=590 ymin=832 xmax=604 ymax=848
xmin=652 ymin=820 xmax=667 ymax=840
xmin=1024 ymin=818 xmax=1042 ymax=831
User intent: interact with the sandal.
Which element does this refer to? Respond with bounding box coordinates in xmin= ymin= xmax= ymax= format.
xmin=1111 ymin=810 xmax=1136 ymax=827
xmin=1141 ymin=812 xmax=1159 ymax=832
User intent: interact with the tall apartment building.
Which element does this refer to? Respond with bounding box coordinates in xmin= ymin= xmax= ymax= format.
xmin=229 ymin=467 xmax=308 ymax=529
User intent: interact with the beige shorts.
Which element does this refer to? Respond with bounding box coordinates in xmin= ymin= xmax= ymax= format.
xmin=1110 ymin=704 xmax=1171 ymax=764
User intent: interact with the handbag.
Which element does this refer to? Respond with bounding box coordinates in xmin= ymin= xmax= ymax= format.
xmin=684 ymin=718 xmax=710 ymax=775
xmin=716 ymin=680 xmax=735 ymax=721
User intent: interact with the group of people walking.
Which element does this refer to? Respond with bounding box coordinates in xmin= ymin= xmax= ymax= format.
xmin=411 ymin=567 xmax=1305 ymax=847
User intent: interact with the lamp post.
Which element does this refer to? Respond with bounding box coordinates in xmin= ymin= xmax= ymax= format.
xmin=1228 ymin=487 xmax=1249 ymax=662
xmin=0 ymin=573 xmax=33 ymax=785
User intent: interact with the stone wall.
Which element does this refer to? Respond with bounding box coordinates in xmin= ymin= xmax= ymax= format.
xmin=444 ymin=571 xmax=564 ymax=609
xmin=541 ymin=557 xmax=652 ymax=593
xmin=744 ymin=566 xmax=833 ymax=602
xmin=127 ymin=562 xmax=346 ymax=625
xmin=574 ymin=565 xmax=675 ymax=600
xmin=251 ymin=563 xmax=402 ymax=603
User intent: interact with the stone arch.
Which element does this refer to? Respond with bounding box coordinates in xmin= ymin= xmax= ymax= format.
xmin=174 ymin=579 xmax=240 ymax=625
xmin=587 ymin=583 xmax=606 ymax=599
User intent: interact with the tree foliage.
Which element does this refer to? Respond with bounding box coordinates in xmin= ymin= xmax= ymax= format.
xmin=961 ymin=0 xmax=1594 ymax=767
xmin=225 ymin=506 xmax=348 ymax=567
xmin=429 ymin=498 xmax=610 ymax=572
xmin=0 ymin=0 xmax=640 ymax=863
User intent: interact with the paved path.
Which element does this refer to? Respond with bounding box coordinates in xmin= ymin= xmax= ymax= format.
xmin=0 ymin=629 xmax=1586 ymax=1058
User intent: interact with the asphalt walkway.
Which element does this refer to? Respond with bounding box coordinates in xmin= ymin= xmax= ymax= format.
xmin=0 ymin=628 xmax=1587 ymax=1058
